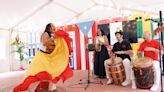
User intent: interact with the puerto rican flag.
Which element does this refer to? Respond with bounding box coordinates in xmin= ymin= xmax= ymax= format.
xmin=63 ymin=20 xmax=96 ymax=70
xmin=62 ymin=17 xmax=128 ymax=70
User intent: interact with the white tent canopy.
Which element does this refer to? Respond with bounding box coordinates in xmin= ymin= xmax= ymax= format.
xmin=0 ymin=0 xmax=164 ymax=31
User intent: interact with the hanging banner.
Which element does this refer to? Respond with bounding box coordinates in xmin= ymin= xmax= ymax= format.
xmin=77 ymin=20 xmax=94 ymax=36
xmin=122 ymin=20 xmax=138 ymax=43
xmin=110 ymin=22 xmax=123 ymax=45
xmin=136 ymin=20 xmax=143 ymax=38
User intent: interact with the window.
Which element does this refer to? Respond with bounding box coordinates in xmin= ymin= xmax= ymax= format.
xmin=0 ymin=38 xmax=6 ymax=59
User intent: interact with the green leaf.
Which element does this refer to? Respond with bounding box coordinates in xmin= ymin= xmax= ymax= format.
xmin=20 ymin=54 xmax=24 ymax=61
xmin=11 ymin=39 xmax=28 ymax=62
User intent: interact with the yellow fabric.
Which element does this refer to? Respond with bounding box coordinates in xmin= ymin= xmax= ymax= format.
xmin=25 ymin=37 xmax=69 ymax=78
xmin=128 ymin=14 xmax=151 ymax=32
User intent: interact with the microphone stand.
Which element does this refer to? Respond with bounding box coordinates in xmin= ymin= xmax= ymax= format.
xmin=81 ymin=37 xmax=103 ymax=90
xmin=147 ymin=11 xmax=164 ymax=92
xmin=158 ymin=11 xmax=164 ymax=92
xmin=68 ymin=37 xmax=103 ymax=90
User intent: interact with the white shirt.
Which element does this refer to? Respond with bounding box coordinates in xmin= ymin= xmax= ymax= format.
xmin=39 ymin=42 xmax=46 ymax=52
xmin=96 ymin=36 xmax=105 ymax=45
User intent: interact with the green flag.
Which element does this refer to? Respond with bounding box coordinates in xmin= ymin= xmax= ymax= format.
xmin=136 ymin=20 xmax=143 ymax=38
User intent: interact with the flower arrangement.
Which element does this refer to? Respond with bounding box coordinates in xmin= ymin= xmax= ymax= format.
xmin=11 ymin=35 xmax=27 ymax=70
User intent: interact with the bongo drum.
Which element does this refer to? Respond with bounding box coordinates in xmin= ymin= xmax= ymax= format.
xmin=107 ymin=57 xmax=126 ymax=85
xmin=133 ymin=57 xmax=154 ymax=89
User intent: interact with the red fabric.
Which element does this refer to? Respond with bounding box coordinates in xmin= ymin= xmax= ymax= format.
xmin=57 ymin=26 xmax=82 ymax=70
xmin=91 ymin=22 xmax=97 ymax=43
xmin=55 ymin=30 xmax=73 ymax=52
xmin=74 ymin=25 xmax=82 ymax=70
xmin=37 ymin=65 xmax=73 ymax=90
xmin=36 ymin=81 xmax=49 ymax=91
xmin=14 ymin=30 xmax=73 ymax=92
xmin=138 ymin=39 xmax=163 ymax=61
xmin=84 ymin=36 xmax=89 ymax=70
xmin=14 ymin=71 xmax=52 ymax=92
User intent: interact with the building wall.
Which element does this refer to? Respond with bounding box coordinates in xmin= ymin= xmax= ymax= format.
xmin=0 ymin=30 xmax=10 ymax=72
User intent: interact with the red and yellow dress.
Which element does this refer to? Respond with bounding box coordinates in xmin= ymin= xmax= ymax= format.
xmin=14 ymin=30 xmax=73 ymax=92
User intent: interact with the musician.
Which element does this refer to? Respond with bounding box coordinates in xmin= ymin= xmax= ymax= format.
xmin=94 ymin=28 xmax=109 ymax=78
xmin=104 ymin=31 xmax=136 ymax=89
xmin=14 ymin=23 xmax=73 ymax=92
xmin=137 ymin=31 xmax=164 ymax=91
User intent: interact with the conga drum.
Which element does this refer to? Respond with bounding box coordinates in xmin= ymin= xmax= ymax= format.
xmin=133 ymin=57 xmax=154 ymax=89
xmin=107 ymin=57 xmax=126 ymax=85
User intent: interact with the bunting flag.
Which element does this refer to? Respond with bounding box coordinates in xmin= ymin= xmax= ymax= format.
xmin=136 ymin=20 xmax=143 ymax=38
xmin=151 ymin=21 xmax=159 ymax=40
xmin=151 ymin=19 xmax=164 ymax=40
xmin=122 ymin=20 xmax=138 ymax=43
xmin=63 ymin=23 xmax=96 ymax=70
xmin=77 ymin=20 xmax=94 ymax=36
xmin=76 ymin=21 xmax=95 ymax=70
xmin=109 ymin=22 xmax=123 ymax=45
xmin=108 ymin=17 xmax=127 ymax=45
xmin=98 ymin=23 xmax=111 ymax=45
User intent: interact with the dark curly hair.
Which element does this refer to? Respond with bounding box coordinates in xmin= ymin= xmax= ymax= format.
xmin=115 ymin=31 xmax=123 ymax=36
xmin=44 ymin=23 xmax=52 ymax=37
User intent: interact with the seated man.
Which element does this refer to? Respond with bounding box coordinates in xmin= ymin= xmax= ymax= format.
xmin=104 ymin=31 xmax=136 ymax=89
xmin=137 ymin=31 xmax=164 ymax=91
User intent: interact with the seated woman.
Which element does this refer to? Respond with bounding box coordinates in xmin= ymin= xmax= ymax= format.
xmin=14 ymin=23 xmax=73 ymax=92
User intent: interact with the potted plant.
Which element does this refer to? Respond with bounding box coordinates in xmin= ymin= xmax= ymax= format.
xmin=11 ymin=35 xmax=28 ymax=70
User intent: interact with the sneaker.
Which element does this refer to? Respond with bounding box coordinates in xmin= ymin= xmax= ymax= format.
xmin=48 ymin=83 xmax=57 ymax=91
xmin=131 ymin=80 xmax=137 ymax=89
xmin=121 ymin=80 xmax=131 ymax=86
xmin=107 ymin=79 xmax=112 ymax=85
xmin=150 ymin=84 xmax=159 ymax=92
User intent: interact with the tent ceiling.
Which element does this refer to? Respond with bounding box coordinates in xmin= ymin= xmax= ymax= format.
xmin=0 ymin=0 xmax=164 ymax=31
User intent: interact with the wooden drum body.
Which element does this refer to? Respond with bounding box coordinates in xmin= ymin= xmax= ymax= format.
xmin=108 ymin=57 xmax=126 ymax=85
xmin=133 ymin=57 xmax=154 ymax=89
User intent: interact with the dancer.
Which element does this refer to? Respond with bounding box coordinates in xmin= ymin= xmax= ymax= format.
xmin=14 ymin=23 xmax=73 ymax=92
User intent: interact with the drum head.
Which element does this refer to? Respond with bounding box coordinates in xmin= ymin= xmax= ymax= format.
xmin=133 ymin=57 xmax=153 ymax=68
xmin=107 ymin=57 xmax=122 ymax=65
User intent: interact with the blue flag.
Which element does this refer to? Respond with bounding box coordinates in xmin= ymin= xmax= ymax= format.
xmin=77 ymin=20 xmax=94 ymax=36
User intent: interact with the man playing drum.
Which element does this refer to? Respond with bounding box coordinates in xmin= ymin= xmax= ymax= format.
xmin=104 ymin=31 xmax=136 ymax=89
xmin=137 ymin=31 xmax=164 ymax=92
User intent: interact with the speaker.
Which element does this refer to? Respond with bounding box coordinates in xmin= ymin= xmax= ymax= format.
xmin=86 ymin=44 xmax=95 ymax=51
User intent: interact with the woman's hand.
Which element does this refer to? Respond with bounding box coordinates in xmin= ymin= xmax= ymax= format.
xmin=98 ymin=40 xmax=103 ymax=44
